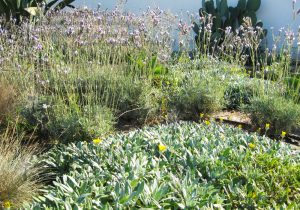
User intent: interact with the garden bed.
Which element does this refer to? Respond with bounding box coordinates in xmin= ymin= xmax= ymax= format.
xmin=0 ymin=5 xmax=300 ymax=209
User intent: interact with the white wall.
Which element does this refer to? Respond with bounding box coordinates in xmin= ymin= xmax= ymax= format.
xmin=76 ymin=0 xmax=300 ymax=49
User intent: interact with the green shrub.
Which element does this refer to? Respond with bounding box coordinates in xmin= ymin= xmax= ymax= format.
xmin=225 ymin=79 xmax=254 ymax=109
xmin=31 ymin=122 xmax=300 ymax=209
xmin=169 ymin=71 xmax=226 ymax=119
xmin=243 ymin=95 xmax=300 ymax=132
xmin=46 ymin=104 xmax=115 ymax=144
xmin=166 ymin=59 xmax=252 ymax=119
xmin=103 ymin=75 xmax=162 ymax=122
xmin=224 ymin=78 xmax=282 ymax=109
xmin=20 ymin=97 xmax=115 ymax=144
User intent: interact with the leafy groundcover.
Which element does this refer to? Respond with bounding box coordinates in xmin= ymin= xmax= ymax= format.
xmin=31 ymin=122 xmax=300 ymax=209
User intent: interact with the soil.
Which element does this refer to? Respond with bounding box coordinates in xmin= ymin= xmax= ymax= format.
xmin=212 ymin=110 xmax=300 ymax=150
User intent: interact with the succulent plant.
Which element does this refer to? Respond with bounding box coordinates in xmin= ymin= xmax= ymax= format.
xmin=0 ymin=0 xmax=75 ymax=24
xmin=193 ymin=0 xmax=266 ymax=47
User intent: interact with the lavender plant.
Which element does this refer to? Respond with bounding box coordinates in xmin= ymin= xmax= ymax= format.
xmin=0 ymin=6 xmax=177 ymax=142
xmin=0 ymin=4 xmax=299 ymax=143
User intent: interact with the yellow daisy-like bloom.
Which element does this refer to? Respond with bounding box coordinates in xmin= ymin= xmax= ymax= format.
xmin=238 ymin=124 xmax=242 ymax=129
xmin=200 ymin=113 xmax=204 ymax=119
xmin=281 ymin=131 xmax=287 ymax=138
xmin=265 ymin=123 xmax=270 ymax=130
xmin=248 ymin=143 xmax=256 ymax=149
xmin=205 ymin=120 xmax=210 ymax=125
xmin=158 ymin=143 xmax=167 ymax=152
xmin=93 ymin=138 xmax=102 ymax=144
xmin=4 ymin=200 xmax=11 ymax=209
xmin=219 ymin=117 xmax=224 ymax=123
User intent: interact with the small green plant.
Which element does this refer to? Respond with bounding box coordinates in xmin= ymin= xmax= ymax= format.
xmin=244 ymin=95 xmax=300 ymax=133
xmin=225 ymin=80 xmax=254 ymax=109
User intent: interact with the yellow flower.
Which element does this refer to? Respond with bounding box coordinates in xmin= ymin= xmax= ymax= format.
xmin=93 ymin=138 xmax=102 ymax=144
xmin=281 ymin=131 xmax=287 ymax=138
xmin=158 ymin=143 xmax=167 ymax=152
xmin=248 ymin=143 xmax=256 ymax=149
xmin=200 ymin=113 xmax=204 ymax=119
xmin=4 ymin=200 xmax=11 ymax=209
xmin=265 ymin=123 xmax=270 ymax=130
xmin=251 ymin=192 xmax=257 ymax=199
xmin=205 ymin=120 xmax=210 ymax=125
xmin=238 ymin=124 xmax=242 ymax=129
xmin=219 ymin=117 xmax=224 ymax=123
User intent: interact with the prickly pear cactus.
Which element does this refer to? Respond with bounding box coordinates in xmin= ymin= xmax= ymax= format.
xmin=246 ymin=0 xmax=261 ymax=12
xmin=194 ymin=0 xmax=266 ymax=48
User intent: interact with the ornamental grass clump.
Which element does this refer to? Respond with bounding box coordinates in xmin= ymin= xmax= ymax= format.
xmin=0 ymin=128 xmax=43 ymax=209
